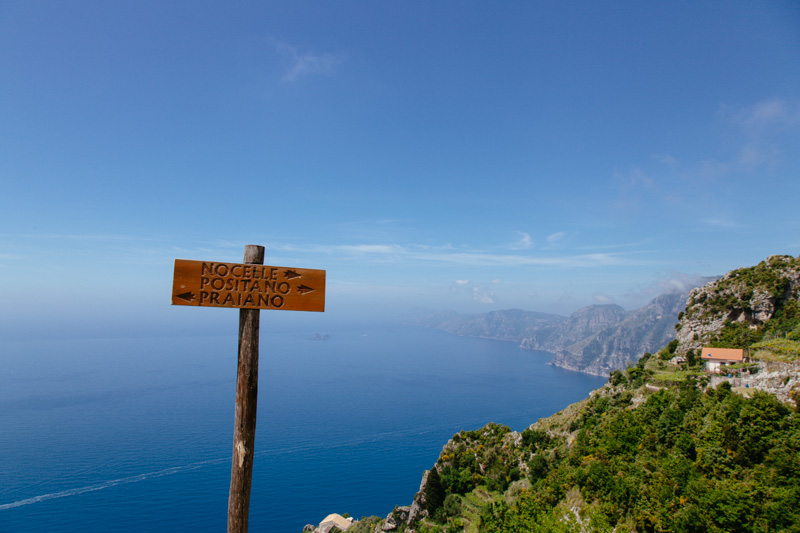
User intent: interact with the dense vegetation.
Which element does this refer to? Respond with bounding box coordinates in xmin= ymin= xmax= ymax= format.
xmin=397 ymin=358 xmax=800 ymax=533
xmin=478 ymin=377 xmax=799 ymax=532
xmin=346 ymin=515 xmax=383 ymax=533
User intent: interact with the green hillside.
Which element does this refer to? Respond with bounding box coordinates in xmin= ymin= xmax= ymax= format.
xmin=373 ymin=354 xmax=800 ymax=533
xmin=344 ymin=256 xmax=800 ymax=533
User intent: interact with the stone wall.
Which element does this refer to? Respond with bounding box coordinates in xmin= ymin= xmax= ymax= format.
xmin=709 ymin=361 xmax=800 ymax=408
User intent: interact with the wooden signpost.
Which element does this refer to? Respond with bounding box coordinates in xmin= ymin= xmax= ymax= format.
xmin=171 ymin=245 xmax=325 ymax=533
xmin=172 ymin=258 xmax=325 ymax=312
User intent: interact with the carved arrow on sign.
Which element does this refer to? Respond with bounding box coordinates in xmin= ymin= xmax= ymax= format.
xmin=175 ymin=291 xmax=196 ymax=302
xmin=296 ymin=285 xmax=315 ymax=295
xmin=284 ymin=270 xmax=301 ymax=279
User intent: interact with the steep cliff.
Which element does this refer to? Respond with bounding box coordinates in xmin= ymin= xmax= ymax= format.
xmin=549 ymin=292 xmax=688 ymax=375
xmin=674 ymin=254 xmax=800 ymax=355
xmin=521 ymin=304 xmax=627 ymax=353
xmin=414 ymin=292 xmax=694 ymax=376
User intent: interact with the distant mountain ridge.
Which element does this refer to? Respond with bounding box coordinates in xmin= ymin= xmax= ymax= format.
xmin=411 ymin=290 xmax=699 ymax=376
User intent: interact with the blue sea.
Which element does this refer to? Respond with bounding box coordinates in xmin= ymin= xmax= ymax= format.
xmin=0 ymin=325 xmax=606 ymax=532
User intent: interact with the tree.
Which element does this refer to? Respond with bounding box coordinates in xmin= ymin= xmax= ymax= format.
xmin=667 ymin=340 xmax=679 ymax=354
xmin=424 ymin=468 xmax=446 ymax=517
xmin=528 ymin=454 xmax=549 ymax=481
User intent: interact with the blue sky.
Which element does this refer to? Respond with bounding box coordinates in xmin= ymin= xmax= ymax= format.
xmin=1 ymin=1 xmax=799 ymax=336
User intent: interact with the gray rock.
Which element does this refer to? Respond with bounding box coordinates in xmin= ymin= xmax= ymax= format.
xmin=417 ymin=292 xmax=695 ymax=376
xmin=709 ymin=361 xmax=800 ymax=407
xmin=407 ymin=470 xmax=430 ymax=524
xmin=675 ymin=255 xmax=800 ymax=356
xmin=380 ymin=512 xmax=397 ymax=531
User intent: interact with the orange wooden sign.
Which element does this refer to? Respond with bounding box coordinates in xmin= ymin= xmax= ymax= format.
xmin=171 ymin=259 xmax=325 ymax=312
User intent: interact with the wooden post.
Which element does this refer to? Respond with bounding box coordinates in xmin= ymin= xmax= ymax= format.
xmin=227 ymin=244 xmax=265 ymax=533
xmin=171 ymin=245 xmax=324 ymax=530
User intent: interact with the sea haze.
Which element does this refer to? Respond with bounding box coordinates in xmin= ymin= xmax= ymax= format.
xmin=0 ymin=325 xmax=606 ymax=532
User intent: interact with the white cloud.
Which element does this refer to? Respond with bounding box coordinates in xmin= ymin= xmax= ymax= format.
xmin=612 ymin=166 xmax=658 ymax=213
xmin=267 ymin=241 xmax=645 ymax=269
xmin=625 ymin=166 xmax=655 ymax=188
xmin=656 ymin=154 xmax=679 ymax=167
xmin=338 ymin=244 xmax=404 ymax=254
xmin=592 ymin=292 xmax=614 ymax=304
xmin=546 ymin=232 xmax=565 ymax=245
xmin=697 ymin=99 xmax=800 ymax=176
xmin=701 ymin=217 xmax=744 ymax=230
xmin=726 ymin=98 xmax=800 ymax=132
xmin=578 ymin=238 xmax=655 ymax=251
xmin=628 ymin=271 xmax=711 ymax=302
xmin=472 ymin=286 xmax=496 ymax=304
xmin=449 ymin=279 xmax=471 ymax=296
xmin=510 ymin=232 xmax=533 ymax=250
xmin=449 ymin=279 xmax=497 ymax=304
xmin=610 ymin=98 xmax=799 ymax=223
xmin=752 ymin=99 xmax=788 ymax=118
xmin=275 ymin=41 xmax=346 ymax=82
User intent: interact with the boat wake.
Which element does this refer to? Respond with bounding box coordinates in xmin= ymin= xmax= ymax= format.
xmin=0 ymin=458 xmax=227 ymax=511
xmin=1 ymin=422 xmax=452 ymax=512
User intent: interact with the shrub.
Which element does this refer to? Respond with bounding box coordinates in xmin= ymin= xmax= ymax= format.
xmin=521 ymin=428 xmax=551 ymax=449
xmin=528 ymin=454 xmax=549 ymax=481
xmin=443 ymin=494 xmax=462 ymax=517
xmin=610 ymin=369 xmax=628 ymax=386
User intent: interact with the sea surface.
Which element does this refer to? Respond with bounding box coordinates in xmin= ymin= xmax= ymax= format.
xmin=0 ymin=325 xmax=606 ymax=532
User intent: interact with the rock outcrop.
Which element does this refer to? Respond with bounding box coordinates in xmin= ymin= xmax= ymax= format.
xmin=377 ymin=468 xmax=433 ymax=532
xmin=674 ymin=255 xmax=800 ymax=355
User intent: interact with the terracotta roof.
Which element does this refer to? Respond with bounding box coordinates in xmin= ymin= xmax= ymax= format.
xmin=700 ymin=347 xmax=744 ymax=362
